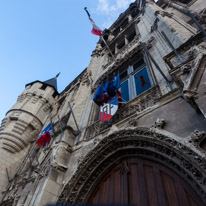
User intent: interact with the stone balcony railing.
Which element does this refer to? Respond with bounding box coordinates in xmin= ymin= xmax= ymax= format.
xmin=84 ymin=85 xmax=161 ymax=141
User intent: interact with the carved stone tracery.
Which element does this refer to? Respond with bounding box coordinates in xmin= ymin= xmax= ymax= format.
xmin=58 ymin=128 xmax=206 ymax=204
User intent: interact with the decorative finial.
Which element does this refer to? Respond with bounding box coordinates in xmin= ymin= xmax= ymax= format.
xmin=56 ymin=72 xmax=61 ymax=78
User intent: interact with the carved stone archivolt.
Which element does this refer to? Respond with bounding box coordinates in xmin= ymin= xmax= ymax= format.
xmin=58 ymin=128 xmax=206 ymax=204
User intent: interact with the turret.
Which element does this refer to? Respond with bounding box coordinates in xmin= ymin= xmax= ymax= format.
xmin=0 ymin=77 xmax=58 ymax=153
xmin=0 ymin=76 xmax=59 ymax=196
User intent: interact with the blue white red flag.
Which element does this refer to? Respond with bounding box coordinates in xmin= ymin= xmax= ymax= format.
xmin=37 ymin=123 xmax=52 ymax=146
xmin=89 ymin=17 xmax=102 ymax=36
xmin=107 ymin=74 xmax=116 ymax=98
xmin=102 ymin=78 xmax=111 ymax=104
xmin=100 ymin=95 xmax=118 ymax=121
xmin=93 ymin=82 xmax=104 ymax=106
xmin=85 ymin=7 xmax=102 ymax=36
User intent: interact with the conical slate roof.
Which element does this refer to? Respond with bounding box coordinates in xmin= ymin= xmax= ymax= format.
xmin=25 ymin=73 xmax=60 ymax=94
xmin=44 ymin=77 xmax=57 ymax=91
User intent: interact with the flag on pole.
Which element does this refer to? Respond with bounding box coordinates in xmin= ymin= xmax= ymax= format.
xmin=100 ymin=95 xmax=118 ymax=121
xmin=37 ymin=123 xmax=52 ymax=147
xmin=107 ymin=74 xmax=121 ymax=98
xmin=89 ymin=17 xmax=102 ymax=36
xmin=93 ymin=82 xmax=104 ymax=106
xmin=102 ymin=78 xmax=111 ymax=104
xmin=107 ymin=74 xmax=116 ymax=98
xmin=84 ymin=7 xmax=102 ymax=36
xmin=113 ymin=73 xmax=120 ymax=90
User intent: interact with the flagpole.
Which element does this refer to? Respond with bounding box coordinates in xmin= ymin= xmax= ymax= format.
xmin=101 ymin=36 xmax=116 ymax=63
xmin=84 ymin=7 xmax=116 ymax=63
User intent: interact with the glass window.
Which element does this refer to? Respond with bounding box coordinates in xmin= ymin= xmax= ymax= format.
xmin=120 ymin=80 xmax=129 ymax=102
xmin=134 ymin=67 xmax=152 ymax=96
xmin=133 ymin=58 xmax=145 ymax=72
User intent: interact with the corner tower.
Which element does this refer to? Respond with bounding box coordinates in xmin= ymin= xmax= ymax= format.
xmin=0 ymin=76 xmax=58 ymax=194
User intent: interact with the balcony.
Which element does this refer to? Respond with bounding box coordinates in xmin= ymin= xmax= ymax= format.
xmin=84 ymin=85 xmax=161 ymax=141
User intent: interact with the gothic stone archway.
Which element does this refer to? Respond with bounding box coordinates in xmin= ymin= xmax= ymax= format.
xmin=88 ymin=158 xmax=204 ymax=205
xmin=58 ymin=128 xmax=206 ymax=205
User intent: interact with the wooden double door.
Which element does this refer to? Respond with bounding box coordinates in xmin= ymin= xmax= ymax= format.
xmin=88 ymin=158 xmax=205 ymax=206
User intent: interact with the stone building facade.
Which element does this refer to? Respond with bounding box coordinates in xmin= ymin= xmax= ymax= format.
xmin=0 ymin=0 xmax=206 ymax=205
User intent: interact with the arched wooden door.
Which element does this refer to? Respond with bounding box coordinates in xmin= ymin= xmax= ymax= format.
xmin=88 ymin=158 xmax=205 ymax=206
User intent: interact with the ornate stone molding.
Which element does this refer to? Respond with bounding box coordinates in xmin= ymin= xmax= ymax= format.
xmin=58 ymin=128 xmax=206 ymax=204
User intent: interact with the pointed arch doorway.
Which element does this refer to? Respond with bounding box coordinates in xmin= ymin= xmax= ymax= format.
xmin=58 ymin=129 xmax=206 ymax=205
xmin=88 ymin=158 xmax=205 ymax=206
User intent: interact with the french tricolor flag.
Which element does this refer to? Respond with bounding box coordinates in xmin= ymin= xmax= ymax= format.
xmin=85 ymin=7 xmax=102 ymax=36
xmin=100 ymin=95 xmax=118 ymax=121
xmin=89 ymin=17 xmax=102 ymax=36
xmin=37 ymin=123 xmax=52 ymax=147
xmin=100 ymin=74 xmax=121 ymax=121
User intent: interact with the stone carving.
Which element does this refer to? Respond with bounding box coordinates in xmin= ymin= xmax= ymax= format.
xmin=191 ymin=130 xmax=205 ymax=141
xmin=128 ymin=118 xmax=138 ymax=127
xmin=93 ymin=137 xmax=100 ymax=145
xmin=58 ymin=128 xmax=206 ymax=204
xmin=81 ymin=70 xmax=93 ymax=86
xmin=84 ymin=120 xmax=112 ymax=141
xmin=181 ymin=63 xmax=192 ymax=73
xmin=189 ymin=130 xmax=206 ymax=148
xmin=152 ymin=118 xmax=165 ymax=129
xmin=187 ymin=48 xmax=198 ymax=60
xmin=170 ymin=46 xmax=200 ymax=68
xmin=77 ymin=155 xmax=84 ymax=165
xmin=112 ymin=86 xmax=161 ymax=123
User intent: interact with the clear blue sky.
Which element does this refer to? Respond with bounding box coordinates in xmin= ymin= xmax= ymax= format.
xmin=0 ymin=0 xmax=135 ymax=121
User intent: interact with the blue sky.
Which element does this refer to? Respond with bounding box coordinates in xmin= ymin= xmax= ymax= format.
xmin=0 ymin=0 xmax=135 ymax=121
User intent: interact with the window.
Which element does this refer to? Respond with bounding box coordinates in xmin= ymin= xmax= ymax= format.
xmin=133 ymin=67 xmax=152 ymax=96
xmin=120 ymin=57 xmax=152 ymax=102
xmin=118 ymin=41 xmax=125 ymax=50
xmin=127 ymin=31 xmax=136 ymax=43
xmin=52 ymin=91 xmax=58 ymax=98
xmin=179 ymin=0 xmax=192 ymax=4
xmin=40 ymin=84 xmax=47 ymax=90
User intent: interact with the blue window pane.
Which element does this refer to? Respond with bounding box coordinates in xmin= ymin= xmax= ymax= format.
xmin=120 ymin=80 xmax=129 ymax=102
xmin=134 ymin=67 xmax=151 ymax=96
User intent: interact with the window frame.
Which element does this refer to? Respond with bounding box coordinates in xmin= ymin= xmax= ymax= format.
xmin=119 ymin=56 xmax=153 ymax=102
